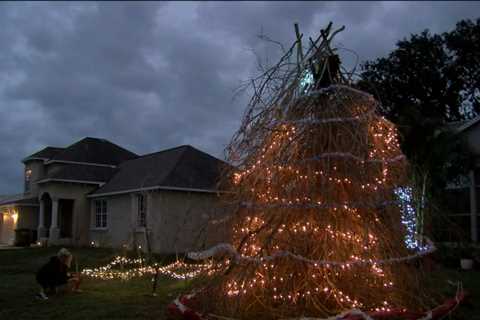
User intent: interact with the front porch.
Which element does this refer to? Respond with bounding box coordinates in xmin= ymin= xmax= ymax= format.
xmin=37 ymin=192 xmax=74 ymax=246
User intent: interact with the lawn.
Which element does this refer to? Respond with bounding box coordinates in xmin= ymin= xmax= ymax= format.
xmin=0 ymin=246 xmax=191 ymax=320
xmin=0 ymin=246 xmax=479 ymax=320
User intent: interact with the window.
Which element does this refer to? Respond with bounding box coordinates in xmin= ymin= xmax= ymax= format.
xmin=24 ymin=168 xmax=32 ymax=193
xmin=94 ymin=200 xmax=107 ymax=228
xmin=137 ymin=194 xmax=147 ymax=227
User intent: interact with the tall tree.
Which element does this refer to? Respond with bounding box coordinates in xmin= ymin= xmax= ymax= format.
xmin=445 ymin=19 xmax=480 ymax=119
xmin=359 ymin=19 xmax=479 ymax=236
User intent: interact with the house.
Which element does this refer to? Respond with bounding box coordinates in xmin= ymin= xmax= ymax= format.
xmin=0 ymin=137 xmax=230 ymax=253
xmin=442 ymin=116 xmax=480 ymax=243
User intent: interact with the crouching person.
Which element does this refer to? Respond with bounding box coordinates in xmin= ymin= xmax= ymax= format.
xmin=36 ymin=248 xmax=81 ymax=300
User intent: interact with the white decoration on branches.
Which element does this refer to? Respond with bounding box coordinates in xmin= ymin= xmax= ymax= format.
xmin=305 ymin=84 xmax=376 ymax=100
xmin=240 ymin=199 xmax=401 ymax=210
xmin=299 ymin=153 xmax=405 ymax=164
xmin=187 ymin=237 xmax=435 ymax=267
xmin=271 ymin=153 xmax=405 ymax=166
xmin=276 ymin=109 xmax=375 ymax=125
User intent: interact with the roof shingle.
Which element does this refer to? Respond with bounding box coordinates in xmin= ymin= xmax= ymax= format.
xmin=0 ymin=194 xmax=39 ymax=206
xmin=49 ymin=137 xmax=138 ymax=166
xmin=23 ymin=146 xmax=65 ymax=162
xmin=91 ymin=145 xmax=229 ymax=195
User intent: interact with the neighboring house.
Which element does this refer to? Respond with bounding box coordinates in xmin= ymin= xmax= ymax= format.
xmin=442 ymin=116 xmax=480 ymax=243
xmin=0 ymin=137 xmax=229 ymax=253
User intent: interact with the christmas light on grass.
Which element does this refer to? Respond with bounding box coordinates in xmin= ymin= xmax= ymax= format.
xmin=168 ymin=22 xmax=449 ymax=320
xmin=81 ymin=256 xmax=227 ymax=281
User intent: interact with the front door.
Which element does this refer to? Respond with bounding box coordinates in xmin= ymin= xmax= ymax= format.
xmin=59 ymin=199 xmax=74 ymax=238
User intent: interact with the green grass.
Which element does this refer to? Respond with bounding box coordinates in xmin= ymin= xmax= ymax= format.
xmin=0 ymin=247 xmax=192 ymax=320
xmin=0 ymin=246 xmax=478 ymax=319
xmin=426 ymin=265 xmax=480 ymax=319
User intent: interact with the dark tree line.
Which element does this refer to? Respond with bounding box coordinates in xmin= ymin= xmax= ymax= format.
xmin=358 ymin=18 xmax=480 ymax=235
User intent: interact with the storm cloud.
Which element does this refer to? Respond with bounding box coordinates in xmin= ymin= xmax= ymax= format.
xmin=0 ymin=1 xmax=479 ymax=193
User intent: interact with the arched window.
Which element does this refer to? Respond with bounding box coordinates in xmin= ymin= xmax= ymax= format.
xmin=24 ymin=168 xmax=32 ymax=193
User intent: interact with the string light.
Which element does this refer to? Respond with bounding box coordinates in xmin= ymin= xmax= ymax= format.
xmin=395 ymin=186 xmax=429 ymax=251
xmin=81 ymin=256 xmax=228 ymax=281
xmin=179 ymin=84 xmax=439 ymax=317
xmin=166 ymin=24 xmax=447 ymax=318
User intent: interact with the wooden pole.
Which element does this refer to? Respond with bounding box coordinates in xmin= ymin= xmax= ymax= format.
xmin=151 ymin=266 xmax=159 ymax=296
xmin=294 ymin=23 xmax=304 ymax=68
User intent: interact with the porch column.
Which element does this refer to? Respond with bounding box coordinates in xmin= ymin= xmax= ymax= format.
xmin=37 ymin=198 xmax=47 ymax=238
xmin=49 ymin=197 xmax=60 ymax=242
xmin=469 ymin=170 xmax=478 ymax=243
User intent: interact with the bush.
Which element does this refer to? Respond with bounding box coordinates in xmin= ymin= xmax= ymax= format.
xmin=13 ymin=228 xmax=33 ymax=247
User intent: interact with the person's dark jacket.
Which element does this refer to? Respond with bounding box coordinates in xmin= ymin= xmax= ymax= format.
xmin=36 ymin=256 xmax=70 ymax=290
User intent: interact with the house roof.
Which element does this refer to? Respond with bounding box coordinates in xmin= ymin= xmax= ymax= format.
xmin=36 ymin=164 xmax=118 ymax=185
xmin=23 ymin=146 xmax=65 ymax=162
xmin=90 ymin=145 xmax=229 ymax=196
xmin=48 ymin=137 xmax=138 ymax=166
xmin=23 ymin=137 xmax=138 ymax=166
xmin=0 ymin=194 xmax=39 ymax=207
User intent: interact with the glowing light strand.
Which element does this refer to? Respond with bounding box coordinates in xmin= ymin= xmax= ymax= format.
xmin=395 ymin=186 xmax=428 ymax=251
xmin=81 ymin=256 xmax=225 ymax=281
xmin=171 ymin=285 xmax=465 ymax=320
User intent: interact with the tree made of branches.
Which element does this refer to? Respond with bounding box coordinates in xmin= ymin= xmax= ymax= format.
xmin=187 ymin=23 xmax=439 ymax=319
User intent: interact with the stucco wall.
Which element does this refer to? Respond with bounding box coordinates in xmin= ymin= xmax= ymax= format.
xmin=148 ymin=190 xmax=228 ymax=253
xmin=89 ymin=190 xmax=229 ymax=254
xmin=89 ymin=193 xmax=131 ymax=248
xmin=24 ymin=160 xmax=46 ymax=196
xmin=16 ymin=206 xmax=38 ymax=230
xmin=38 ymin=182 xmax=98 ymax=246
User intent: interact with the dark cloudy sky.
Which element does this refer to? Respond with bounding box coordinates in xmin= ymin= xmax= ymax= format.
xmin=1 ymin=1 xmax=479 ymax=194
